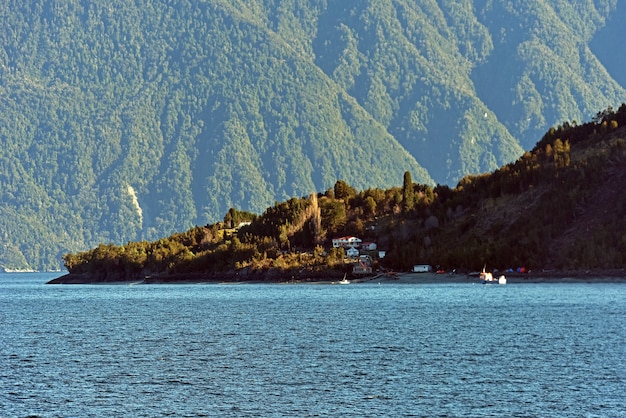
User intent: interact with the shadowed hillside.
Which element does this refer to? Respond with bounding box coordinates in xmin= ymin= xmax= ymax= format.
xmin=55 ymin=105 xmax=626 ymax=283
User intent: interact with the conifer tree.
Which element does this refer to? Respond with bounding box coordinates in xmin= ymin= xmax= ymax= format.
xmin=402 ymin=171 xmax=414 ymax=213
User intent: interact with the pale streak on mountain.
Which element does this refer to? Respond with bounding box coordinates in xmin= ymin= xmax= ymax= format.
xmin=0 ymin=0 xmax=624 ymax=270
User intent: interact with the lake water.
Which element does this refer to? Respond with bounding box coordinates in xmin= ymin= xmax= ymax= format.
xmin=1 ymin=273 xmax=624 ymax=417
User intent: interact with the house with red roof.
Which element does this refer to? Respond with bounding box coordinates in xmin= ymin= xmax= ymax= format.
xmin=332 ymin=236 xmax=362 ymax=248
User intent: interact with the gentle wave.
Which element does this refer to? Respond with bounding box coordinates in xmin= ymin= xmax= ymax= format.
xmin=1 ymin=274 xmax=625 ymax=417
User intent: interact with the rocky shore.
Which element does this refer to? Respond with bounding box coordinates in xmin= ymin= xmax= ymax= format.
xmin=46 ymin=268 xmax=347 ymax=285
xmin=46 ymin=268 xmax=626 ymax=285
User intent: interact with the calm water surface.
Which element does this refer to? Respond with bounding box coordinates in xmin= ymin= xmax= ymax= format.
xmin=1 ymin=273 xmax=624 ymax=417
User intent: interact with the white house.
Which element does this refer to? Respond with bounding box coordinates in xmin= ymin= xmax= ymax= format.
xmin=360 ymin=242 xmax=377 ymax=251
xmin=346 ymin=247 xmax=359 ymax=258
xmin=332 ymin=236 xmax=362 ymax=248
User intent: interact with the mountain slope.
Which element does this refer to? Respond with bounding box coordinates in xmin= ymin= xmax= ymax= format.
xmin=0 ymin=0 xmax=431 ymax=270
xmin=473 ymin=0 xmax=625 ymax=152
xmin=1 ymin=0 xmax=625 ymax=270
xmin=310 ymin=0 xmax=524 ymax=183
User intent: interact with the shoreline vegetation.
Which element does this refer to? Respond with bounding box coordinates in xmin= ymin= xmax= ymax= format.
xmin=51 ymin=107 xmax=626 ymax=285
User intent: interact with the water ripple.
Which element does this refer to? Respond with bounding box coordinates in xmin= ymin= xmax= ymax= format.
xmin=1 ymin=276 xmax=624 ymax=417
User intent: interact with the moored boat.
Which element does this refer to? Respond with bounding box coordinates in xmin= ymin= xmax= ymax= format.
xmin=337 ymin=273 xmax=350 ymax=285
xmin=480 ymin=267 xmax=506 ymax=285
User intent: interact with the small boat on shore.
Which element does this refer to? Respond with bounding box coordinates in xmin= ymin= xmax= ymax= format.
xmin=480 ymin=267 xmax=506 ymax=285
xmin=332 ymin=274 xmax=350 ymax=285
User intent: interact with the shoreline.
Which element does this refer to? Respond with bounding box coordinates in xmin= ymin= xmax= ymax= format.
xmin=46 ymin=269 xmax=626 ymax=285
xmin=370 ymin=271 xmax=626 ymax=284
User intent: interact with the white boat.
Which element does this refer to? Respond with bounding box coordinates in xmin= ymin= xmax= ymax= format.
xmin=338 ymin=274 xmax=350 ymax=285
xmin=480 ymin=267 xmax=506 ymax=285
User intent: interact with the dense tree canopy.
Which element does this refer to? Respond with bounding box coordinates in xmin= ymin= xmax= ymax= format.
xmin=60 ymin=106 xmax=626 ymax=280
xmin=1 ymin=1 xmax=625 ymax=270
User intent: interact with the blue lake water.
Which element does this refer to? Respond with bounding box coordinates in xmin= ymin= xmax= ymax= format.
xmin=1 ymin=273 xmax=625 ymax=417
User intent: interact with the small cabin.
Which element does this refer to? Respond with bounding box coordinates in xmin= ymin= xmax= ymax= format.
xmin=412 ymin=264 xmax=432 ymax=273
xmin=353 ymin=258 xmax=372 ymax=275
xmin=352 ymin=264 xmax=372 ymax=275
xmin=345 ymin=247 xmax=359 ymax=258
xmin=360 ymin=242 xmax=377 ymax=250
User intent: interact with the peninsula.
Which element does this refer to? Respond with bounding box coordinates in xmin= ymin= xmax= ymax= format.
xmin=50 ymin=107 xmax=626 ymax=284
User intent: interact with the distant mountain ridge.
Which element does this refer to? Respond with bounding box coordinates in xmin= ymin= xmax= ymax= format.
xmin=0 ymin=0 xmax=625 ymax=270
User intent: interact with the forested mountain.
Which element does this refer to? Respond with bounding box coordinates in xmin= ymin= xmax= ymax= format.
xmin=1 ymin=0 xmax=625 ymax=270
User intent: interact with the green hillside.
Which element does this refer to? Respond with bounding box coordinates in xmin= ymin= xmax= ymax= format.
xmin=57 ymin=105 xmax=626 ymax=282
xmin=1 ymin=1 xmax=625 ymax=270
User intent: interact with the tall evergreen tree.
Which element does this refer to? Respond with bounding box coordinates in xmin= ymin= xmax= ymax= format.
xmin=402 ymin=171 xmax=415 ymax=214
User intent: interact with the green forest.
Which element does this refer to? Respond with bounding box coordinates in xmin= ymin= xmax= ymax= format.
xmin=59 ymin=105 xmax=626 ymax=282
xmin=1 ymin=1 xmax=626 ymax=271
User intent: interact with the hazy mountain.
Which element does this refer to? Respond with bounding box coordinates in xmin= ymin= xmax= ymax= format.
xmin=0 ymin=0 xmax=624 ymax=270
